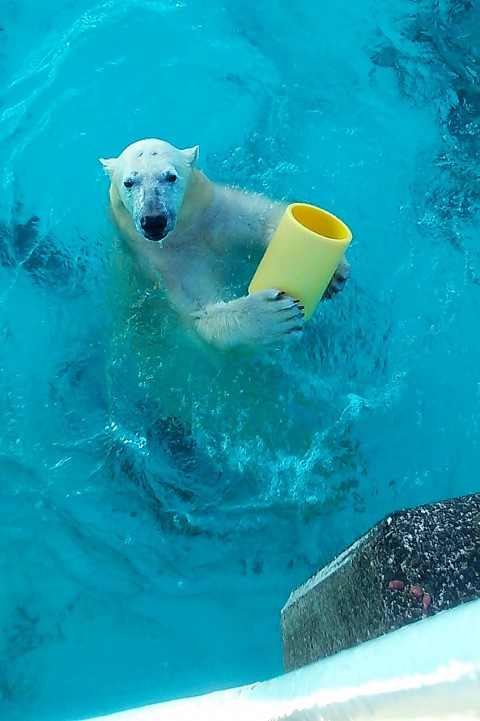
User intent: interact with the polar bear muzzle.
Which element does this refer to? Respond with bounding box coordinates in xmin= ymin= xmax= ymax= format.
xmin=140 ymin=212 xmax=168 ymax=241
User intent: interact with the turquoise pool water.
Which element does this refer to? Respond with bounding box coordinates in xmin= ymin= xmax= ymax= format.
xmin=1 ymin=1 xmax=479 ymax=719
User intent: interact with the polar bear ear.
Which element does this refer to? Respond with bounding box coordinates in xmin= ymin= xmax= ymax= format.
xmin=99 ymin=157 xmax=117 ymax=178
xmin=182 ymin=145 xmax=199 ymax=168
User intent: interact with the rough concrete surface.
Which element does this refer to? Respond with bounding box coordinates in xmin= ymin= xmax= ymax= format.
xmin=281 ymin=492 xmax=480 ymax=671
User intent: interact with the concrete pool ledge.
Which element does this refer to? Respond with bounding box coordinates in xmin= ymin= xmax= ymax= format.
xmin=82 ymin=599 xmax=480 ymax=721
xmin=282 ymin=492 xmax=480 ymax=670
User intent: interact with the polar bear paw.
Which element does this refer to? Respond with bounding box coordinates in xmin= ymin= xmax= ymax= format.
xmin=323 ymin=256 xmax=350 ymax=299
xmin=191 ymin=289 xmax=304 ymax=350
xmin=240 ymin=289 xmax=305 ymax=345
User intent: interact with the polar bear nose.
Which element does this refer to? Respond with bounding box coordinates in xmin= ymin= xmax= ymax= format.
xmin=140 ymin=213 xmax=168 ymax=238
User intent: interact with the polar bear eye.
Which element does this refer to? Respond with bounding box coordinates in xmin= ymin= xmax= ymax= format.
xmin=165 ymin=172 xmax=177 ymax=183
xmin=123 ymin=179 xmax=135 ymax=189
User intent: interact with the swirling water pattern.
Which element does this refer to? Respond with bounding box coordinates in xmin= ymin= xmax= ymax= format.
xmin=0 ymin=1 xmax=479 ymax=719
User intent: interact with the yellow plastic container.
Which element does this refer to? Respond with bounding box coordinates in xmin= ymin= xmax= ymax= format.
xmin=248 ymin=203 xmax=352 ymax=321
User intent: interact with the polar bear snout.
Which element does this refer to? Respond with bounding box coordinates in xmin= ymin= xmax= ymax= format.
xmin=140 ymin=212 xmax=168 ymax=241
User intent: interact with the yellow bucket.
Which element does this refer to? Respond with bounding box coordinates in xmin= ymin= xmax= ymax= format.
xmin=248 ymin=203 xmax=352 ymax=321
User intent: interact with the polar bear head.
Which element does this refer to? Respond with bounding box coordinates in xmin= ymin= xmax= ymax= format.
xmin=100 ymin=138 xmax=199 ymax=243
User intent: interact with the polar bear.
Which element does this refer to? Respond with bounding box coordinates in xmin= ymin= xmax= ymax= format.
xmin=100 ymin=138 xmax=349 ymax=351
